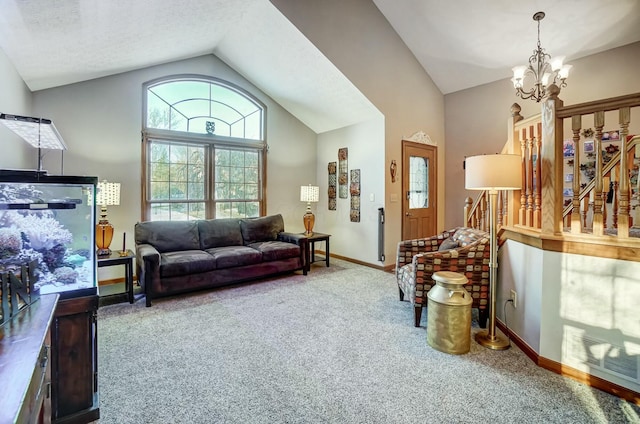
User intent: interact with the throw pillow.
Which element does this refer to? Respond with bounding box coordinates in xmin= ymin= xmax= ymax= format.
xmin=240 ymin=214 xmax=285 ymax=245
xmin=438 ymin=237 xmax=459 ymax=251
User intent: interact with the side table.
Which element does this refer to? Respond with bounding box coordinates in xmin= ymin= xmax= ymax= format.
xmin=304 ymin=232 xmax=331 ymax=271
xmin=97 ymin=249 xmax=136 ymax=303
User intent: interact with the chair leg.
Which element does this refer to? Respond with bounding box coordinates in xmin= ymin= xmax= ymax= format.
xmin=398 ymin=287 xmax=405 ymax=301
xmin=414 ymin=306 xmax=422 ymax=327
xmin=478 ymin=308 xmax=488 ymax=328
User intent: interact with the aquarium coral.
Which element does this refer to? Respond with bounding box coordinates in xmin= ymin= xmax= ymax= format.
xmin=0 ymin=227 xmax=22 ymax=258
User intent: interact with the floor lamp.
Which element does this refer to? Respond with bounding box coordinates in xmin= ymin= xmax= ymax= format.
xmin=465 ymin=154 xmax=522 ymax=350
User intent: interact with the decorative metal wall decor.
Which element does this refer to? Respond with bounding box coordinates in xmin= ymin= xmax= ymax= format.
xmin=338 ymin=148 xmax=348 ymax=199
xmin=350 ymin=169 xmax=360 ymax=222
xmin=390 ymin=159 xmax=397 ymax=183
xmin=328 ymin=161 xmax=337 ymax=210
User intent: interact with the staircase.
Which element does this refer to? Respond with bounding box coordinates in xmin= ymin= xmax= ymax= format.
xmin=465 ymin=92 xmax=640 ymax=258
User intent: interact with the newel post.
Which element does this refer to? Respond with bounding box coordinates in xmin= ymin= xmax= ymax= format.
xmin=540 ymin=85 xmax=564 ymax=235
xmin=464 ymin=197 xmax=473 ymax=227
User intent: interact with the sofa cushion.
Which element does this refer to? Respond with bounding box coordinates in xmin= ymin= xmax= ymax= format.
xmin=135 ymin=221 xmax=200 ymax=253
xmin=198 ymin=218 xmax=243 ymax=249
xmin=249 ymin=241 xmax=300 ymax=262
xmin=160 ymin=250 xmax=217 ymax=278
xmin=240 ymin=214 xmax=285 ymax=245
xmin=205 ymin=246 xmax=263 ymax=269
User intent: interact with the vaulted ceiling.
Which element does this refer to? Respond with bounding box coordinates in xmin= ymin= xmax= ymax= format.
xmin=1 ymin=0 xmax=639 ymax=133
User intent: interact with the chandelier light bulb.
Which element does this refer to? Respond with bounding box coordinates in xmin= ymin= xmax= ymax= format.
xmin=559 ymin=64 xmax=572 ymax=79
xmin=550 ymin=56 xmax=565 ymax=71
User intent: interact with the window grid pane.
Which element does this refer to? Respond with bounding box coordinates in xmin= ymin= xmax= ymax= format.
xmin=146 ymin=79 xmax=263 ymax=141
xmin=145 ymin=78 xmax=264 ymax=222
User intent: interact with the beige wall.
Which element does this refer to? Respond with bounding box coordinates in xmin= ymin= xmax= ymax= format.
xmin=271 ymin=0 xmax=445 ymax=266
xmin=0 ymin=46 xmax=34 ymax=170
xmin=30 ymin=55 xmax=317 ymax=279
xmin=444 ymin=42 xmax=640 ymax=228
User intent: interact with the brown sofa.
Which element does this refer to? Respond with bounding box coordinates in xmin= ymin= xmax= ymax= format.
xmin=135 ymin=214 xmax=308 ymax=306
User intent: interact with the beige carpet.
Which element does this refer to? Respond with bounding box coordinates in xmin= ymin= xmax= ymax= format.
xmin=97 ymin=259 xmax=640 ymax=423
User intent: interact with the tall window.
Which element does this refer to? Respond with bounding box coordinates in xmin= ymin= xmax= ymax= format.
xmin=142 ymin=76 xmax=266 ymax=221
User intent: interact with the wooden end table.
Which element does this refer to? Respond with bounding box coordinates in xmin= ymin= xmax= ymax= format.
xmin=304 ymin=232 xmax=331 ymax=271
xmin=97 ymin=249 xmax=136 ymax=303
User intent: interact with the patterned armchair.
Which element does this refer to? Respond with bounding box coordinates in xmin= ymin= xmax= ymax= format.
xmin=395 ymin=227 xmax=490 ymax=328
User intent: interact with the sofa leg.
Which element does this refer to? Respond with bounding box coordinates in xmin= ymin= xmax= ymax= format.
xmin=478 ymin=308 xmax=488 ymax=328
xmin=414 ymin=306 xmax=422 ymax=327
xmin=398 ymin=287 xmax=404 ymax=301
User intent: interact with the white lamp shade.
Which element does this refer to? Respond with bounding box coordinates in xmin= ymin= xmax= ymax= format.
xmin=96 ymin=181 xmax=121 ymax=206
xmin=465 ymin=154 xmax=522 ymax=191
xmin=300 ymin=185 xmax=319 ymax=203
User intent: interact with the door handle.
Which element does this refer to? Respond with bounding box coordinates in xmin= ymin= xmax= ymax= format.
xmin=405 ymin=212 xmax=411 ymax=216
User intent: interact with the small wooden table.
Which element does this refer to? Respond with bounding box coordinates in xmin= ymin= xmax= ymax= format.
xmin=97 ymin=249 xmax=136 ymax=303
xmin=304 ymin=232 xmax=331 ymax=270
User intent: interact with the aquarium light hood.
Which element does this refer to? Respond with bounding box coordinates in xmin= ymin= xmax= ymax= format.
xmin=0 ymin=113 xmax=67 ymax=150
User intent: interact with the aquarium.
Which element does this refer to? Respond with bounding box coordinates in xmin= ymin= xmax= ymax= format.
xmin=0 ymin=170 xmax=98 ymax=299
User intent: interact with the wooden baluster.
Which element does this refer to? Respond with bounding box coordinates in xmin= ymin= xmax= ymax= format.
xmin=497 ymin=190 xmax=504 ymax=229
xmin=503 ymin=187 xmax=509 ymax=227
xmin=592 ymin=112 xmax=605 ymax=236
xmin=570 ymin=115 xmax=582 ymax=233
xmin=519 ymin=128 xmax=527 ymax=226
xmin=582 ymin=195 xmax=590 ymax=228
xmin=526 ymin=126 xmax=534 ymax=227
xmin=602 ymin=176 xmax=610 ymax=231
xmin=534 ymin=122 xmax=542 ymax=229
xmin=613 ymin=179 xmax=619 ymax=229
xmin=481 ymin=193 xmax=488 ymax=232
xmin=617 ymin=107 xmax=631 ymax=237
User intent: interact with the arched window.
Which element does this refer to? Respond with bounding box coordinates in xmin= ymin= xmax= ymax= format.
xmin=142 ymin=76 xmax=266 ymax=221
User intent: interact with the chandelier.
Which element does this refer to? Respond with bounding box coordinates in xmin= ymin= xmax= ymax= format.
xmin=511 ymin=11 xmax=572 ymax=102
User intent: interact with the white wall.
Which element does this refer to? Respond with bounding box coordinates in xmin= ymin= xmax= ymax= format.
xmin=500 ymin=239 xmax=640 ymax=394
xmin=316 ymin=116 xmax=385 ymax=264
xmin=30 ymin=54 xmax=317 ymax=279
xmin=498 ymin=240 xmax=543 ymax=352
xmin=0 ymin=46 xmax=34 ymax=169
xmin=445 ymin=42 xmax=640 ymax=229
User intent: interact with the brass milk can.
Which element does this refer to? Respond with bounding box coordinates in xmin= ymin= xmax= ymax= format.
xmin=426 ymin=271 xmax=472 ymax=354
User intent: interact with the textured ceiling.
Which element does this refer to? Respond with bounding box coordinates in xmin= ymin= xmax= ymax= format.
xmin=1 ymin=0 xmax=639 ymax=133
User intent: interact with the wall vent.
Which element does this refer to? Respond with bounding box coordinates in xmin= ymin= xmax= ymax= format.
xmin=565 ymin=330 xmax=639 ymax=383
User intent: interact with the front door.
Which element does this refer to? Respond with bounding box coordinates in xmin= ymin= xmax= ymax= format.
xmin=402 ymin=141 xmax=437 ymax=240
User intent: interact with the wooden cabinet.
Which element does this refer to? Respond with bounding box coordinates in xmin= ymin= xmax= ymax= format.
xmin=51 ymin=295 xmax=100 ymax=424
xmin=0 ymin=294 xmax=58 ymax=424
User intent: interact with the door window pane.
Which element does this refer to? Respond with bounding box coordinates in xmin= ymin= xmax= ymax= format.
xmin=409 ymin=156 xmax=428 ymax=209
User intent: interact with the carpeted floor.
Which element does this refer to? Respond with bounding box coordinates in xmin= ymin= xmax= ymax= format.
xmin=97 ymin=259 xmax=640 ymax=423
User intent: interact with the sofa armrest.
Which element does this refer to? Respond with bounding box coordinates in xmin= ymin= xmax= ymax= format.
xmin=278 ymin=231 xmax=306 ymax=245
xmin=278 ymin=232 xmax=309 ymax=274
xmin=135 ymin=243 xmax=161 ymax=306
